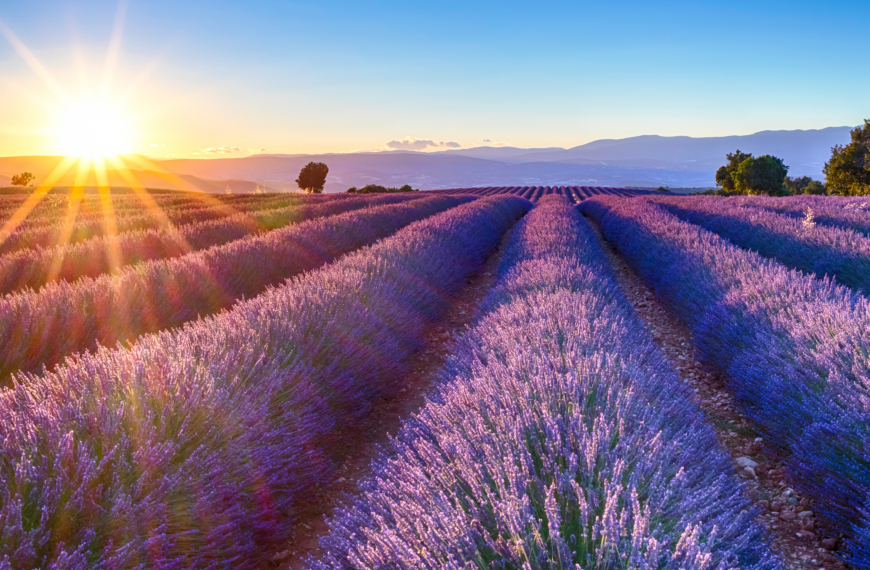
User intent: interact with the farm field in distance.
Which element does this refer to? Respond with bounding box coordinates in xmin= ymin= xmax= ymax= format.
xmin=0 ymin=186 xmax=868 ymax=570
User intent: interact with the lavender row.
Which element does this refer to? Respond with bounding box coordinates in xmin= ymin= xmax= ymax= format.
xmin=0 ymin=195 xmax=529 ymax=569
xmin=0 ymin=193 xmax=421 ymax=296
xmin=0 ymin=195 xmax=467 ymax=382
xmin=0 ymin=190 xmax=300 ymax=222
xmin=311 ymin=196 xmax=778 ymax=570
xmin=0 ymin=192 xmax=200 ymax=221
xmin=0 ymin=192 xmax=227 ymax=232
xmin=732 ymin=195 xmax=870 ymax=237
xmin=582 ymin=196 xmax=870 ymax=567
xmin=0 ymin=193 xmax=308 ymax=256
xmin=650 ymin=195 xmax=870 ymax=296
xmin=430 ymin=185 xmax=660 ymax=202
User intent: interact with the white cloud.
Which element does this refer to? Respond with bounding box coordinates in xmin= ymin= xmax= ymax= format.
xmin=191 ymin=146 xmax=266 ymax=156
xmin=194 ymin=146 xmax=242 ymax=155
xmin=150 ymin=143 xmax=159 ymax=147
xmin=384 ymin=137 xmax=462 ymax=151
xmin=165 ymin=154 xmax=176 ymax=158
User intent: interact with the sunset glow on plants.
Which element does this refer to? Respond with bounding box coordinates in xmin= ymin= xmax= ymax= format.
xmin=0 ymin=0 xmax=869 ymax=568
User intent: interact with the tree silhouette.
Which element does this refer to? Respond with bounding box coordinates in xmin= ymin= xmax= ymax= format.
xmin=10 ymin=172 xmax=35 ymax=187
xmin=296 ymin=162 xmax=329 ymax=194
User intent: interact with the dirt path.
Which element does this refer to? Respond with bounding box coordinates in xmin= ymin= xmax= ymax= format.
xmin=267 ymin=229 xmax=514 ymax=570
xmin=587 ymin=218 xmax=848 ymax=570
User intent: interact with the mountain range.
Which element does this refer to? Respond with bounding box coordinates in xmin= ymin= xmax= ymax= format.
xmin=0 ymin=127 xmax=854 ymax=193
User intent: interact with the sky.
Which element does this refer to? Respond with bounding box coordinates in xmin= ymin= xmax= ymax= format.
xmin=0 ymin=0 xmax=867 ymax=159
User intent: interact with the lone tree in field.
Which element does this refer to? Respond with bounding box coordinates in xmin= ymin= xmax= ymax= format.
xmin=296 ymin=162 xmax=329 ymax=194
xmin=716 ymin=151 xmax=789 ymax=196
xmin=824 ymin=120 xmax=870 ymax=196
xmin=10 ymin=172 xmax=35 ymax=187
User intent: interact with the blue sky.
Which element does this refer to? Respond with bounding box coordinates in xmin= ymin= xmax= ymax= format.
xmin=0 ymin=0 xmax=867 ymax=157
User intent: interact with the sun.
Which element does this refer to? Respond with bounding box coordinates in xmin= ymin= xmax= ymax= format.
xmin=52 ymin=101 xmax=133 ymax=159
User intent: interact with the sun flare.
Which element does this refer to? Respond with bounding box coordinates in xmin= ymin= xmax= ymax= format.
xmin=52 ymin=101 xmax=133 ymax=159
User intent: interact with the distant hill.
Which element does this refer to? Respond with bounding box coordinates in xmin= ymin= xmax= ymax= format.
xmin=0 ymin=127 xmax=855 ymax=192
xmin=435 ymin=146 xmax=565 ymax=160
xmin=505 ymin=128 xmax=852 ymax=177
xmin=155 ymin=127 xmax=852 ymax=191
xmin=0 ymin=156 xmax=278 ymax=193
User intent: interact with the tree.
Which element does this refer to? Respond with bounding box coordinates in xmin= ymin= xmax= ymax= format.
xmin=715 ymin=150 xmax=752 ymax=193
xmin=785 ymin=176 xmax=826 ymax=195
xmin=803 ymin=180 xmax=827 ymax=195
xmin=824 ymin=120 xmax=870 ymax=195
xmin=10 ymin=172 xmax=35 ymax=187
xmin=732 ymin=155 xmax=789 ymax=196
xmin=296 ymin=162 xmax=329 ymax=194
xmin=346 ymin=184 xmax=418 ymax=194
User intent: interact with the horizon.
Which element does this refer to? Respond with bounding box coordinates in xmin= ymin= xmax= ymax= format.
xmin=0 ymin=124 xmax=860 ymax=162
xmin=1 ymin=0 xmax=868 ymax=162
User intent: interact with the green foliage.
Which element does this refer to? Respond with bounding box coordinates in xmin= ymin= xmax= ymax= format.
xmin=347 ymin=184 xmax=418 ymax=194
xmin=655 ymin=186 xmax=671 ymax=192
xmin=697 ymin=188 xmax=733 ymax=196
xmin=715 ymin=151 xmax=789 ymax=196
xmin=715 ymin=150 xmax=752 ymax=192
xmin=803 ymin=180 xmax=827 ymax=195
xmin=296 ymin=162 xmax=329 ymax=194
xmin=10 ymin=172 xmax=35 ymax=187
xmin=785 ymin=176 xmax=827 ymax=195
xmin=824 ymin=120 xmax=870 ymax=196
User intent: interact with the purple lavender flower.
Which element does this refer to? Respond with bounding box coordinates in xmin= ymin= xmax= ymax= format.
xmin=310 ymin=196 xmax=779 ymax=570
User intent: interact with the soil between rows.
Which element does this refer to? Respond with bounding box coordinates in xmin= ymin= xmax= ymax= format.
xmin=267 ymin=225 xmax=516 ymax=569
xmin=585 ymin=215 xmax=848 ymax=570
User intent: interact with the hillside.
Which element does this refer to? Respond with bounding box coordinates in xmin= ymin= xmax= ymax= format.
xmin=0 ymin=127 xmax=854 ymax=193
xmin=153 ymin=127 xmax=853 ymax=191
xmin=0 ymin=156 xmax=277 ymax=193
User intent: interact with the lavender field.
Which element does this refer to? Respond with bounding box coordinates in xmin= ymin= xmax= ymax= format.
xmin=1 ymin=188 xmax=868 ymax=569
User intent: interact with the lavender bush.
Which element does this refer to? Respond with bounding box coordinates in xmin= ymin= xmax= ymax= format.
xmin=0 ymin=195 xmax=529 ymax=569
xmin=431 ymin=186 xmax=660 ymax=201
xmin=650 ymin=196 xmax=870 ymax=296
xmin=583 ymin=196 xmax=870 ymax=567
xmin=0 ymin=194 xmax=468 ymax=381
xmin=0 ymin=193 xmax=422 ymax=295
xmin=311 ymin=196 xmax=779 ymax=570
xmin=0 ymin=193 xmax=309 ymax=255
xmin=737 ymin=194 xmax=870 ymax=237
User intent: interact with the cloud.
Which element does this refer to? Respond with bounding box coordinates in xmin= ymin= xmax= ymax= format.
xmin=384 ymin=137 xmax=461 ymax=151
xmin=483 ymin=139 xmax=491 ymax=143
xmin=165 ymin=154 xmax=176 ymax=158
xmin=150 ymin=143 xmax=159 ymax=147
xmin=193 ymin=146 xmax=243 ymax=155
xmin=190 ymin=146 xmax=267 ymax=156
